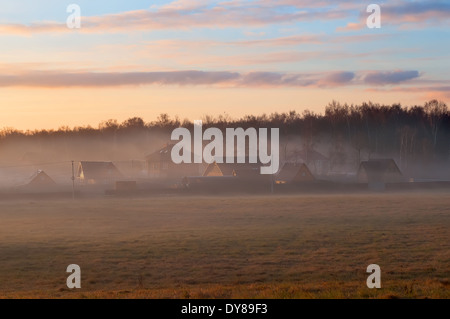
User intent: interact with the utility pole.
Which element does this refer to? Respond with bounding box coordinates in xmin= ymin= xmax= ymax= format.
xmin=271 ymin=173 xmax=274 ymax=194
xmin=71 ymin=160 xmax=75 ymax=200
xmin=271 ymin=153 xmax=274 ymax=194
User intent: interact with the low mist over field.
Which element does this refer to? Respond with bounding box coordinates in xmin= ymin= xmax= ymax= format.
xmin=1 ymin=0 xmax=449 ymax=302
xmin=0 ymin=194 xmax=448 ymax=299
xmin=0 ymin=102 xmax=448 ymax=299
xmin=0 ymin=100 xmax=449 ymax=189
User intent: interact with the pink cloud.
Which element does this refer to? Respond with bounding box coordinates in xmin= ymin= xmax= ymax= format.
xmin=336 ymin=22 xmax=364 ymax=32
xmin=317 ymin=71 xmax=355 ymax=87
xmin=364 ymin=70 xmax=420 ymax=85
xmin=337 ymin=0 xmax=450 ymax=32
xmin=366 ymin=85 xmax=450 ymax=101
xmin=3 ymin=1 xmax=447 ymax=36
xmin=0 ymin=68 xmax=424 ymax=89
xmin=0 ymin=0 xmax=352 ymax=35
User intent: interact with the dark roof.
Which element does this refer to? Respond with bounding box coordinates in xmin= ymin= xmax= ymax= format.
xmin=203 ymin=162 xmax=261 ymax=176
xmin=359 ymin=159 xmax=401 ymax=172
xmin=277 ymin=163 xmax=299 ymax=181
xmin=77 ymin=161 xmax=122 ymax=180
xmin=215 ymin=163 xmax=235 ymax=176
xmin=276 ymin=163 xmax=314 ymax=182
xmin=25 ymin=170 xmax=57 ymax=187
xmin=358 ymin=159 xmax=402 ymax=181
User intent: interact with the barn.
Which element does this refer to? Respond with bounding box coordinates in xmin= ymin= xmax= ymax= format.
xmin=275 ymin=163 xmax=315 ymax=184
xmin=77 ymin=161 xmax=123 ymax=185
xmin=145 ymin=144 xmax=202 ymax=179
xmin=288 ymin=148 xmax=329 ymax=175
xmin=203 ymin=162 xmax=236 ymax=177
xmin=357 ymin=159 xmax=403 ymax=189
xmin=202 ymin=161 xmax=261 ymax=177
xmin=21 ymin=170 xmax=58 ymax=191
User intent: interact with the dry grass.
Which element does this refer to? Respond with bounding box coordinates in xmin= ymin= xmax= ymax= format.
xmin=0 ymin=192 xmax=449 ymax=299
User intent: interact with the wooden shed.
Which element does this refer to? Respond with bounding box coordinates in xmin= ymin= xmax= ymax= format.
xmin=275 ymin=163 xmax=315 ymax=184
xmin=22 ymin=170 xmax=57 ymax=190
xmin=357 ymin=159 xmax=403 ymax=190
xmin=202 ymin=161 xmax=261 ymax=177
xmin=77 ymin=161 xmax=122 ymax=185
xmin=145 ymin=144 xmax=202 ymax=179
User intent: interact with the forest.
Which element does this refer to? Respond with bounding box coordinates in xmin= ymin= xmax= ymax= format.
xmin=0 ymin=99 xmax=449 ymax=169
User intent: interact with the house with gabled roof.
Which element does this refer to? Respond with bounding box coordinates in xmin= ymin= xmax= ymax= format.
xmin=357 ymin=159 xmax=403 ymax=189
xmin=77 ymin=161 xmax=122 ymax=185
xmin=18 ymin=170 xmax=58 ymax=191
xmin=145 ymin=144 xmax=202 ymax=179
xmin=202 ymin=161 xmax=262 ymax=177
xmin=288 ymin=147 xmax=329 ymax=175
xmin=275 ymin=163 xmax=315 ymax=184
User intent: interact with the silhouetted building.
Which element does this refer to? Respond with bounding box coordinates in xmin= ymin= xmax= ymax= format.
xmin=145 ymin=144 xmax=202 ymax=179
xmin=357 ymin=159 xmax=403 ymax=190
xmin=21 ymin=170 xmax=57 ymax=191
xmin=275 ymin=163 xmax=315 ymax=184
xmin=202 ymin=161 xmax=261 ymax=177
xmin=77 ymin=161 xmax=122 ymax=185
xmin=288 ymin=148 xmax=329 ymax=175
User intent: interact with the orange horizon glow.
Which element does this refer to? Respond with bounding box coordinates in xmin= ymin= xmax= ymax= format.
xmin=0 ymin=85 xmax=442 ymax=131
xmin=0 ymin=0 xmax=448 ymax=130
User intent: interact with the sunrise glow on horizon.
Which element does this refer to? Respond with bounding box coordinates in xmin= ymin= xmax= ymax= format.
xmin=0 ymin=0 xmax=449 ymax=130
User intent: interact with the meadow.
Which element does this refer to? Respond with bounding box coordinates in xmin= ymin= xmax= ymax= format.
xmin=0 ymin=192 xmax=448 ymax=299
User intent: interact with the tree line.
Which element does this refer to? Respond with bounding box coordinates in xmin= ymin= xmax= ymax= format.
xmin=1 ymin=99 xmax=449 ymax=166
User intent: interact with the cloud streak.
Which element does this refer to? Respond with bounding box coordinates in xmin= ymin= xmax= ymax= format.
xmin=364 ymin=70 xmax=420 ymax=85
xmin=338 ymin=0 xmax=450 ymax=31
xmin=0 ymin=71 xmax=240 ymax=87
xmin=0 ymin=69 xmax=421 ymax=88
xmin=0 ymin=0 xmax=351 ymax=35
xmin=318 ymin=71 xmax=355 ymax=87
xmin=366 ymin=84 xmax=450 ymax=100
xmin=383 ymin=0 xmax=450 ymax=23
xmin=1 ymin=0 xmax=448 ymax=35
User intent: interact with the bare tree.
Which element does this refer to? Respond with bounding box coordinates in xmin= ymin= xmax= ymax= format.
xmin=424 ymin=99 xmax=447 ymax=149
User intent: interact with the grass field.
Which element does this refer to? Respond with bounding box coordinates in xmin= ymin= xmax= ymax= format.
xmin=0 ymin=193 xmax=449 ymax=299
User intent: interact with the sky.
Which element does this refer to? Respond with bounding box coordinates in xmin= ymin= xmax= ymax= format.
xmin=0 ymin=0 xmax=449 ymax=130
